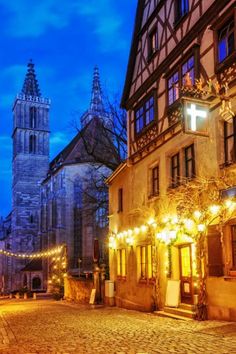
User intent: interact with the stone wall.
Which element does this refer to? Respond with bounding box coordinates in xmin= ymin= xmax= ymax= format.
xmin=64 ymin=277 xmax=93 ymax=304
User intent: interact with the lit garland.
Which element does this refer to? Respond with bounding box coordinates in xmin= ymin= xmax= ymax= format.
xmin=0 ymin=245 xmax=64 ymax=259
xmin=109 ymin=198 xmax=236 ymax=248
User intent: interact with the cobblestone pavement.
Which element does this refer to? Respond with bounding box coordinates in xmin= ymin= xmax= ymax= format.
xmin=0 ymin=299 xmax=235 ymax=354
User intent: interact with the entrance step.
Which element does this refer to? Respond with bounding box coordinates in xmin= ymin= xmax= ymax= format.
xmin=164 ymin=306 xmax=196 ymax=319
xmin=179 ymin=303 xmax=196 ymax=311
xmin=154 ymin=310 xmax=193 ymax=321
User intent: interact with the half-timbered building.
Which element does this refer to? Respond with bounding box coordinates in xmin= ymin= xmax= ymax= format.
xmin=108 ymin=0 xmax=236 ymax=320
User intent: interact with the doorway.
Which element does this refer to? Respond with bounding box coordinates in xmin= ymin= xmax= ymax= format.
xmin=179 ymin=244 xmax=193 ymax=304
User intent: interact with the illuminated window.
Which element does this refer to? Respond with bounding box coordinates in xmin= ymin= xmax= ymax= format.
xmin=184 ymin=144 xmax=195 ymax=179
xmin=168 ymin=72 xmax=179 ymax=106
xmin=182 ymin=56 xmax=195 ymax=85
xmin=117 ymin=249 xmax=126 ymax=276
xmin=175 ymin=0 xmax=189 ymax=23
xmin=168 ymin=55 xmax=196 ymax=106
xmin=137 ymin=245 xmax=154 ymax=280
xmin=135 ymin=95 xmax=155 ymax=134
xmin=171 ymin=153 xmax=180 ymax=188
xmin=224 ymin=117 xmax=236 ymax=165
xmin=218 ymin=18 xmax=234 ymax=63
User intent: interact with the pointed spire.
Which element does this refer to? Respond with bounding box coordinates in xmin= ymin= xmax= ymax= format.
xmin=90 ymin=66 xmax=104 ymax=113
xmin=21 ymin=60 xmax=41 ymax=97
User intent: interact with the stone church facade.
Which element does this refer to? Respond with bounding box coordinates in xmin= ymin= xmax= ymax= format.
xmin=6 ymin=61 xmax=50 ymax=291
xmin=2 ymin=61 xmax=110 ymax=292
xmin=40 ymin=67 xmax=110 ymax=287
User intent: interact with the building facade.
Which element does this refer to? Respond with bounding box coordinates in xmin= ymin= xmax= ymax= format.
xmin=40 ymin=68 xmax=110 ymax=288
xmin=6 ymin=61 xmax=50 ymax=291
xmin=108 ymin=0 xmax=236 ymax=321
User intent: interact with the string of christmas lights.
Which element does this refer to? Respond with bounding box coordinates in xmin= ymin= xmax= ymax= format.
xmin=109 ymin=198 xmax=236 ymax=248
xmin=0 ymin=245 xmax=64 ymax=259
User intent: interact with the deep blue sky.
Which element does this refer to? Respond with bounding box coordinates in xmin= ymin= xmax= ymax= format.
xmin=0 ymin=0 xmax=137 ymax=217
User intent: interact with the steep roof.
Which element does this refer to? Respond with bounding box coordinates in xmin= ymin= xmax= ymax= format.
xmin=46 ymin=117 xmax=115 ymax=179
xmin=121 ymin=0 xmax=144 ymax=108
xmin=21 ymin=259 xmax=42 ymax=272
xmin=21 ymin=60 xmax=41 ymax=97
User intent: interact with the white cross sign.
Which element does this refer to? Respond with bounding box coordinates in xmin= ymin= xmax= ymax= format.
xmin=187 ymin=103 xmax=207 ymax=131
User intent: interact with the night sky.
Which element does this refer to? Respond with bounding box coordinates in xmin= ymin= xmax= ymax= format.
xmin=0 ymin=0 xmax=137 ymax=217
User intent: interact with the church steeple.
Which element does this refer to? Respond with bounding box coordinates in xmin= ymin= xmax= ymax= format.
xmin=21 ymin=60 xmax=41 ymax=97
xmin=81 ymin=66 xmax=109 ymax=128
xmin=90 ymin=66 xmax=104 ymax=113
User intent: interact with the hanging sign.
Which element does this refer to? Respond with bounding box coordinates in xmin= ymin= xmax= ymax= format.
xmin=182 ymin=98 xmax=209 ymax=136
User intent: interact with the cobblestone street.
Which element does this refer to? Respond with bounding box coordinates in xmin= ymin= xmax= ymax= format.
xmin=0 ymin=299 xmax=235 ymax=354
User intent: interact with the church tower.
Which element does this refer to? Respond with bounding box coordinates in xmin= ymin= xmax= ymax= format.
xmin=80 ymin=66 xmax=110 ymax=127
xmin=11 ymin=61 xmax=50 ymax=287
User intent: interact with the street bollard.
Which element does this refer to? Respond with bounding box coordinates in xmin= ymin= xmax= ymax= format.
xmin=15 ymin=292 xmax=20 ymax=299
xmin=33 ymin=292 xmax=37 ymax=300
xmin=9 ymin=293 xmax=12 ymax=299
xmin=23 ymin=293 xmax=27 ymax=300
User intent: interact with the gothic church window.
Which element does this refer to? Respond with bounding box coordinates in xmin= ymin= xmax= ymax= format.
xmin=218 ymin=18 xmax=235 ymax=63
xmin=29 ymin=135 xmax=36 ymax=154
xmin=29 ymin=106 xmax=37 ymax=128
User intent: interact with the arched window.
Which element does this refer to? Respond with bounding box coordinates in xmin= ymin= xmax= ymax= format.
xmin=32 ymin=277 xmax=41 ymax=290
xmin=29 ymin=135 xmax=36 ymax=154
xmin=30 ymin=106 xmax=37 ymax=128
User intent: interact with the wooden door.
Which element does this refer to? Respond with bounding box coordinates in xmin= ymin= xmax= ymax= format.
xmin=179 ymin=244 xmax=193 ymax=304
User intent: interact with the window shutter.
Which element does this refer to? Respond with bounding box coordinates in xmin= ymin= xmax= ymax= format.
xmin=207 ymin=232 xmax=224 ymax=276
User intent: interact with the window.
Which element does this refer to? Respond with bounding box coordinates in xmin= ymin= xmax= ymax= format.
xmin=137 ymin=245 xmax=154 ymax=280
xmin=184 ymin=144 xmax=195 ymax=179
xmin=224 ymin=118 xmax=236 ymax=165
xmin=207 ymin=231 xmax=224 ymax=276
xmin=218 ymin=18 xmax=235 ymax=63
xmin=175 ymin=0 xmax=189 ymax=23
xmin=29 ymin=214 xmax=34 ymax=224
xmin=168 ymin=55 xmax=195 ymax=106
xmin=29 ymin=135 xmax=36 ymax=154
xmin=182 ymin=56 xmax=195 ymax=86
xmin=118 ymin=188 xmax=123 ymax=212
xmin=148 ymin=27 xmax=158 ymax=58
xmin=30 ymin=106 xmax=37 ymax=128
xmin=135 ymin=95 xmax=155 ymax=134
xmin=168 ymin=72 xmax=179 ymax=106
xmin=96 ymin=207 xmax=108 ymax=228
xmin=151 ymin=166 xmax=159 ymax=196
xmin=231 ymin=226 xmax=236 ymax=269
xmin=171 ymin=153 xmax=180 ymax=188
xmin=117 ymin=248 xmax=126 ymax=276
